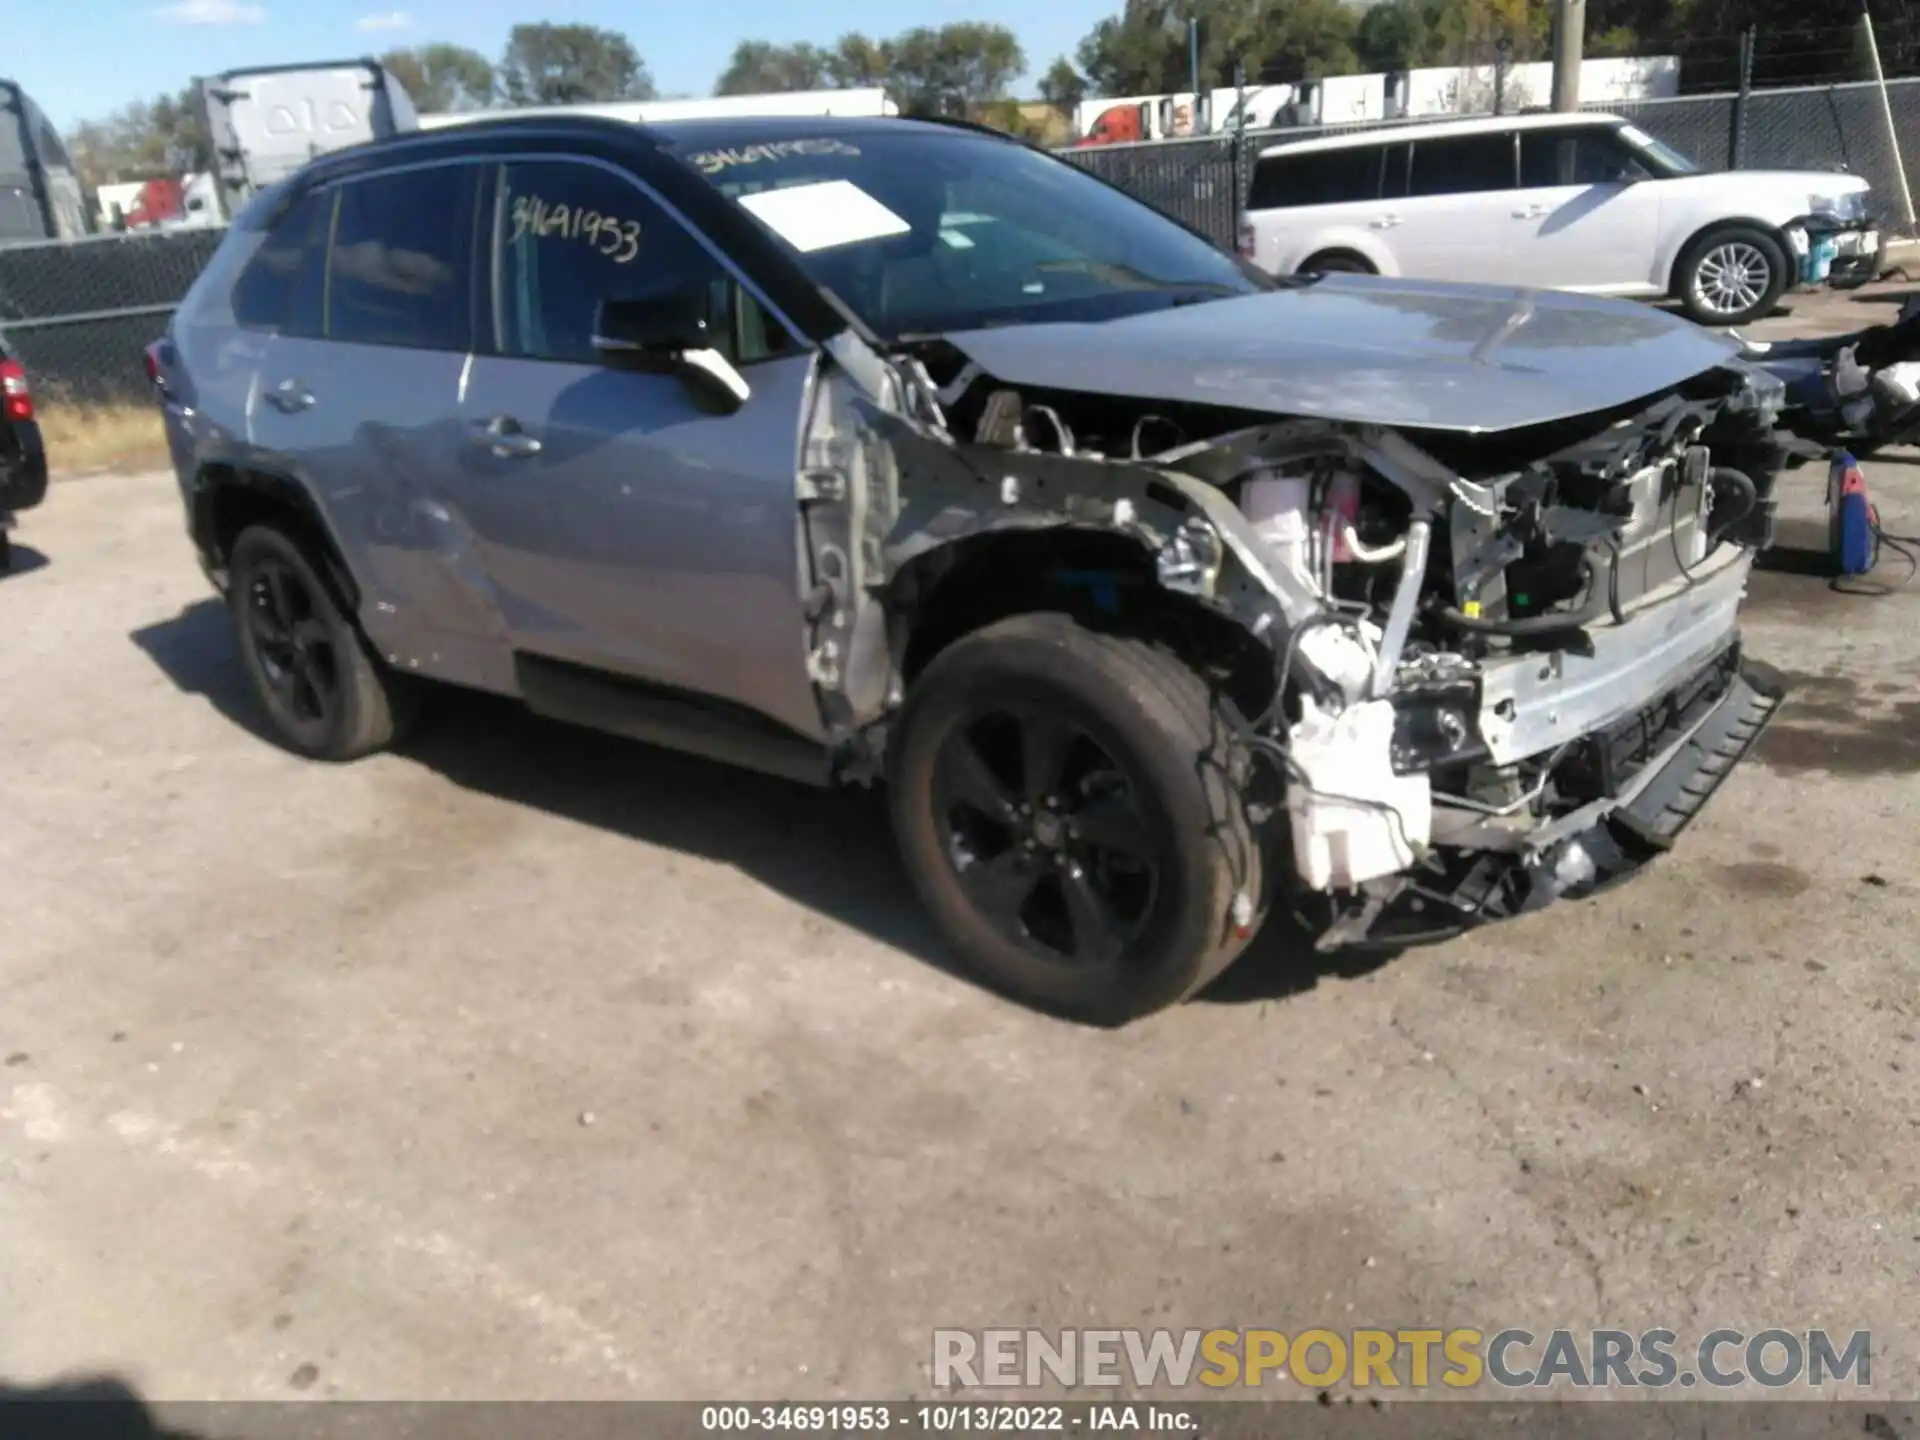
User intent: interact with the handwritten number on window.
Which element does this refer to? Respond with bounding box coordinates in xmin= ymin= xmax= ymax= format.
xmin=510 ymin=194 xmax=641 ymax=265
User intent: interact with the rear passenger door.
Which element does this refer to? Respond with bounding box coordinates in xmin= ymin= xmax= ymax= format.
xmin=451 ymin=156 xmax=825 ymax=740
xmin=1387 ymin=131 xmax=1519 ymax=282
xmin=1510 ymin=127 xmax=1663 ymax=292
xmin=249 ymin=161 xmax=487 ymax=666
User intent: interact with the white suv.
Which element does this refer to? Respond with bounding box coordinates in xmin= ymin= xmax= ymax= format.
xmin=1239 ymin=112 xmax=1878 ymax=327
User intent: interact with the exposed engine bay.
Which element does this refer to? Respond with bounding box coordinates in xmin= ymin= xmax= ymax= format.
xmin=797 ymin=316 xmax=1793 ymax=951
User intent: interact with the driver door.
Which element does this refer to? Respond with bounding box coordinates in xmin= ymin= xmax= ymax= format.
xmin=1508 ymin=127 xmax=1664 ymax=292
xmin=448 ymin=157 xmax=825 ymax=741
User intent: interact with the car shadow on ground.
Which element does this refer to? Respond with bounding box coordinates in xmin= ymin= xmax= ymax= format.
xmin=129 ymin=597 xmax=1402 ymax=1012
xmin=1 ymin=542 xmax=50 ymax=578
xmin=0 ymin=1374 xmax=195 ymax=1440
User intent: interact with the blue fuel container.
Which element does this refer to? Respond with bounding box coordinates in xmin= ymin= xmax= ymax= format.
xmin=1829 ymin=451 xmax=1875 ymax=577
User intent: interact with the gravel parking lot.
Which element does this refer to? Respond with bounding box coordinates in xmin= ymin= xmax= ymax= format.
xmin=4 ymin=285 xmax=1920 ymax=1406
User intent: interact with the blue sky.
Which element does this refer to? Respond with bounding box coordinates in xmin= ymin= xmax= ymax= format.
xmin=14 ymin=0 xmax=1116 ymax=131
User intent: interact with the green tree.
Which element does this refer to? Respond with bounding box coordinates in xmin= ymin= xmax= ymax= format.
xmin=381 ymin=43 xmax=496 ymax=112
xmin=1038 ymin=56 xmax=1089 ymax=111
xmin=497 ymin=23 xmax=654 ymax=106
xmin=1075 ymin=0 xmax=1193 ymax=95
xmin=68 ymin=85 xmax=208 ymax=187
xmin=1355 ymin=0 xmax=1432 ymax=71
xmin=884 ymin=22 xmax=1026 ymax=116
xmin=1229 ymin=0 xmax=1361 ymax=81
xmin=827 ymin=32 xmax=894 ymax=87
xmin=714 ymin=40 xmax=833 ymax=94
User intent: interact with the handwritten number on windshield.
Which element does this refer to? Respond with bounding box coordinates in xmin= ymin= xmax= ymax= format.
xmin=510 ymin=194 xmax=641 ymax=264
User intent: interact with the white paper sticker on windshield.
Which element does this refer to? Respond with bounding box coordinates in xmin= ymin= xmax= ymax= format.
xmin=737 ymin=179 xmax=910 ymax=253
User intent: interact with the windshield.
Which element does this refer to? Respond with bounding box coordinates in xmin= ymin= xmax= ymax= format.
xmin=1618 ymin=124 xmax=1702 ymax=177
xmin=673 ymin=127 xmax=1266 ymax=338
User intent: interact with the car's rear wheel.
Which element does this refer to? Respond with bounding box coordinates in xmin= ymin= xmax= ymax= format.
xmin=1677 ymin=225 xmax=1788 ymax=327
xmin=227 ymin=524 xmax=415 ymax=761
xmin=888 ymin=613 xmax=1266 ymax=1026
xmin=1298 ymin=250 xmax=1374 ymax=276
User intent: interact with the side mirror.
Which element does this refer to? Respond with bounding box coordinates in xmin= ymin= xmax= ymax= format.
xmin=593 ymin=287 xmax=750 ymax=413
xmin=594 ymin=287 xmax=713 ymax=359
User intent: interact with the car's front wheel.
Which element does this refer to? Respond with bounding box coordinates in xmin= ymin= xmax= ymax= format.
xmin=888 ymin=613 xmax=1266 ymax=1026
xmin=227 ymin=524 xmax=416 ymax=761
xmin=1677 ymin=225 xmax=1788 ymax=327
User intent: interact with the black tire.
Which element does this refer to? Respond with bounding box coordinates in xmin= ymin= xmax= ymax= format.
xmin=1298 ymin=251 xmax=1374 ymax=276
xmin=1676 ymin=225 xmax=1788 ymax=328
xmin=888 ymin=613 xmax=1266 ymax=1026
xmin=0 ymin=530 xmax=10 ymax=574
xmin=227 ymin=524 xmax=416 ymax=761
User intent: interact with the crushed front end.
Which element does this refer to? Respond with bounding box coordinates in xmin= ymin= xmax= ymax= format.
xmin=830 ymin=334 xmax=1797 ymax=955
xmin=1168 ymin=363 xmax=1798 ymax=951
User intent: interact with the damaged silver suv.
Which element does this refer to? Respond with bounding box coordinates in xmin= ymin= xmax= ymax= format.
xmin=152 ymin=114 xmax=1793 ymax=1024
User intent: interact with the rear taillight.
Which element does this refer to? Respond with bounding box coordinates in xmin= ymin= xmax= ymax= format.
xmin=0 ymin=358 xmax=33 ymax=422
xmin=1236 ymin=219 xmax=1256 ymax=260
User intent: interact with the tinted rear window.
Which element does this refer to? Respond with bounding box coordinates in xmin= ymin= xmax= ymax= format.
xmin=325 ymin=164 xmax=477 ymax=351
xmin=232 ymin=188 xmax=333 ymax=335
xmin=1247 ymin=147 xmax=1382 ymax=209
xmin=1407 ymin=133 xmax=1517 ymax=197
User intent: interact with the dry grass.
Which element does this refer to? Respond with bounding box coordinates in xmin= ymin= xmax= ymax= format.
xmin=36 ymin=400 xmax=170 ymax=475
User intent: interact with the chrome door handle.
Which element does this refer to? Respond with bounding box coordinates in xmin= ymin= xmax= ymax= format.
xmin=470 ymin=415 xmax=542 ymax=459
xmin=1512 ymin=206 xmax=1549 ymax=218
xmin=1370 ymin=214 xmax=1403 ymax=229
xmin=265 ymin=378 xmax=314 ymax=413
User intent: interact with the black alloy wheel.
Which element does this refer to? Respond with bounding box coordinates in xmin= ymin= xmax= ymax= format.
xmin=932 ymin=702 xmax=1163 ymax=970
xmin=888 ymin=613 xmax=1267 ymax=1025
xmin=242 ymin=552 xmax=341 ymax=746
xmin=226 ymin=524 xmax=415 ymax=761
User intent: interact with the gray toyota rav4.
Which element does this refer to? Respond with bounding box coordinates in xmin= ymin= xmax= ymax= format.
xmin=151 ymin=113 xmax=1793 ymax=1025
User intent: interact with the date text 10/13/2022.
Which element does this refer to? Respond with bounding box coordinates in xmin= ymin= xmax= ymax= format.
xmin=701 ymin=1405 xmax=1198 ymax=1433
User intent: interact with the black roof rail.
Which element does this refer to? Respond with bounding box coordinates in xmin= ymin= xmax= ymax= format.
xmin=207 ymin=55 xmax=388 ymax=82
xmin=898 ymin=111 xmax=1029 ymax=146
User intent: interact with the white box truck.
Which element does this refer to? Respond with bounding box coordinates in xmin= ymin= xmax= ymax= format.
xmin=198 ymin=57 xmax=419 ymax=219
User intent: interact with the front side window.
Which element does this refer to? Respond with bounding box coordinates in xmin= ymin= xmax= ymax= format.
xmin=1248 ymin=146 xmax=1383 ymax=209
xmin=326 ymin=164 xmax=477 ymax=351
xmin=490 ymin=160 xmax=790 ymax=366
xmin=1407 ymin=133 xmax=1518 ymax=198
xmin=1618 ymin=124 xmax=1702 ymax=177
xmin=232 ymin=187 xmax=333 ymax=335
xmin=1520 ymin=129 xmax=1650 ymax=187
xmin=675 ymin=127 xmax=1265 ymax=339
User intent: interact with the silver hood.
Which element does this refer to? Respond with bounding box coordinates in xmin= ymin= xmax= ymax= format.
xmin=941 ymin=274 xmax=1744 ymax=434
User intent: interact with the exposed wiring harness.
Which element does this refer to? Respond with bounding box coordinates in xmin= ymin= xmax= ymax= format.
xmin=1668 ymin=466 xmax=1759 ymax=590
xmin=1431 ymin=559 xmax=1607 ymax=638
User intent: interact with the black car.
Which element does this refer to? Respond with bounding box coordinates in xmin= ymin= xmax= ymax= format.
xmin=0 ymin=339 xmax=47 ymax=570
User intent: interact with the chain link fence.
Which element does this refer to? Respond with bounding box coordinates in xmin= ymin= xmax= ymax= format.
xmin=7 ymin=78 xmax=1920 ymax=404
xmin=1058 ymin=134 xmax=1243 ymax=249
xmin=0 ymin=225 xmax=224 ymax=404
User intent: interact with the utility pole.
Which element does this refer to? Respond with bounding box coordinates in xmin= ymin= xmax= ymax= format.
xmin=1551 ymin=0 xmax=1585 ymax=111
xmin=1861 ymin=0 xmax=1916 ymax=228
